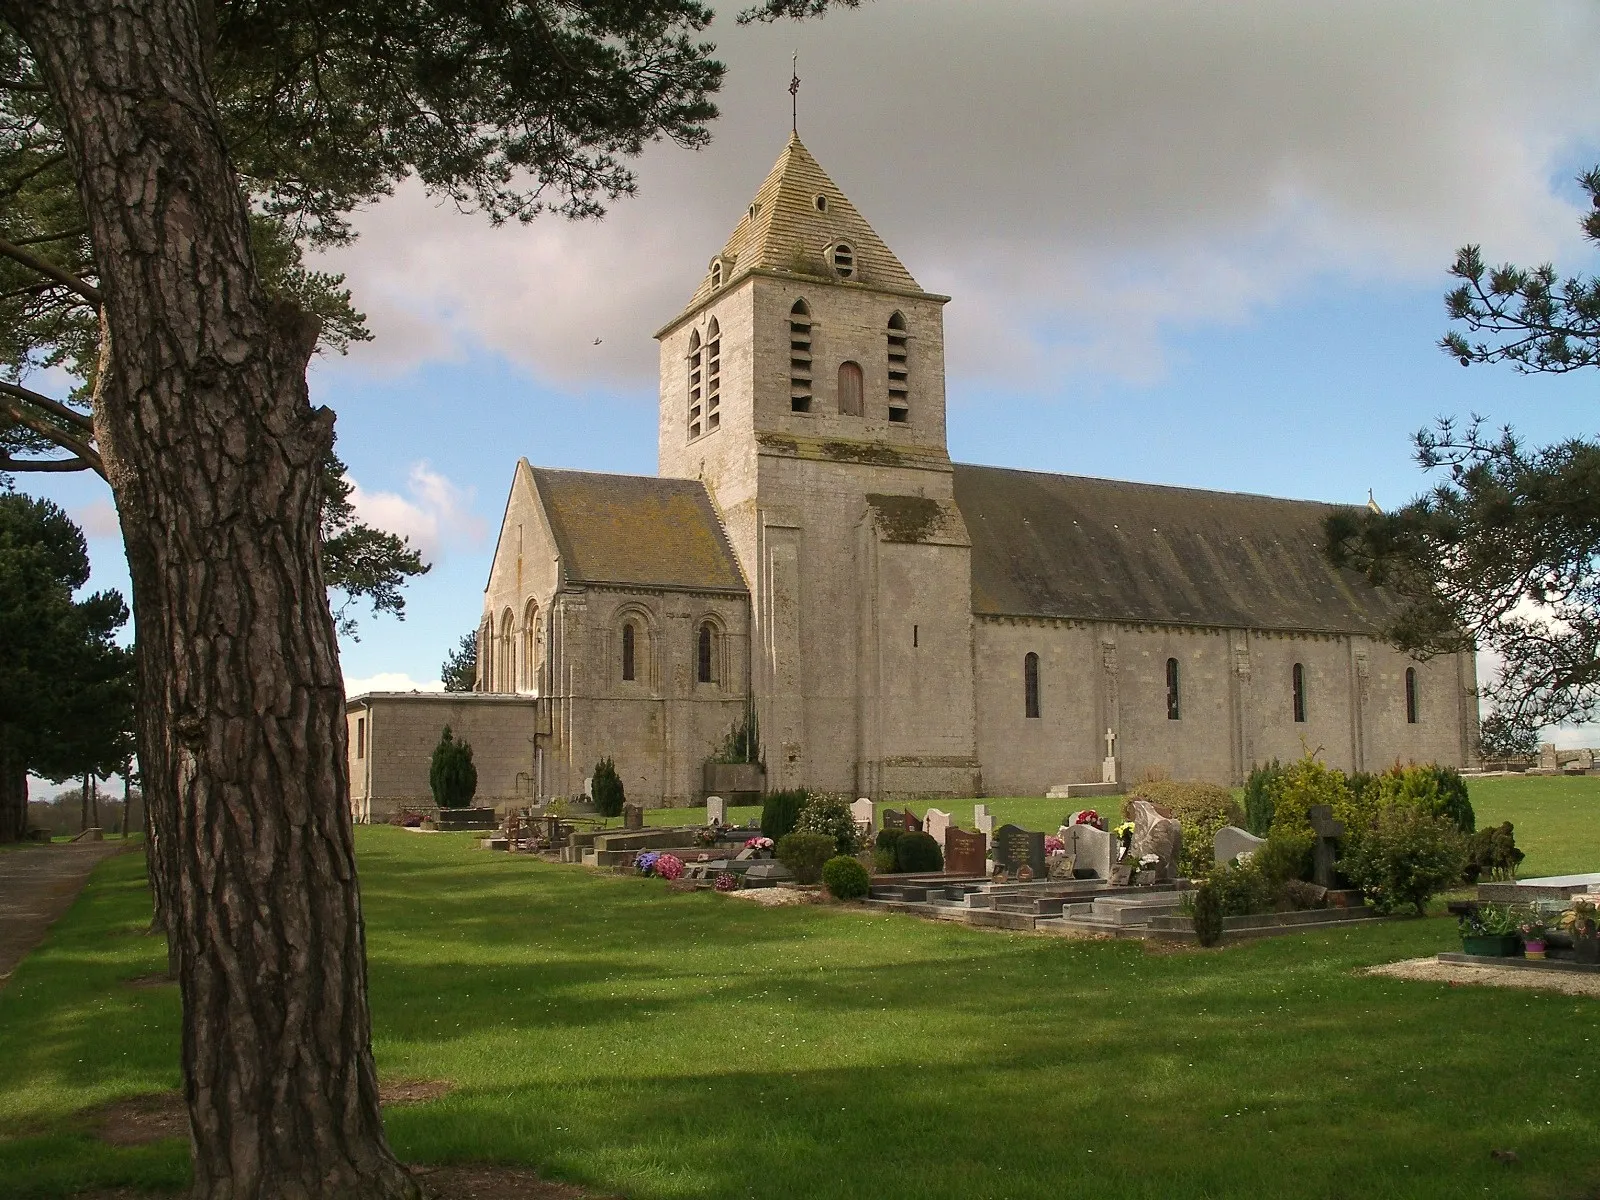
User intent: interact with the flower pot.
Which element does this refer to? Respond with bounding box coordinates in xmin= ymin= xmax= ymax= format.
xmin=1523 ymin=939 xmax=1547 ymax=960
xmin=1461 ymin=933 xmax=1522 ymax=957
xmin=1574 ymin=935 xmax=1600 ymax=965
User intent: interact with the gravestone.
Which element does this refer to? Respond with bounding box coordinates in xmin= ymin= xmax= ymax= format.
xmin=851 ymin=797 xmax=875 ymax=830
xmin=903 ymin=809 xmax=923 ymax=832
xmin=923 ymin=808 xmax=952 ymax=845
xmin=705 ymin=795 xmax=728 ymax=826
xmin=1308 ymin=804 xmax=1345 ymax=889
xmin=883 ymin=808 xmax=904 ymax=830
xmin=1063 ymin=822 xmax=1113 ymax=879
xmin=1538 ymin=742 xmax=1559 ymax=772
xmin=944 ymin=827 xmax=986 ymax=876
xmin=1129 ymin=799 xmax=1182 ymax=883
xmin=973 ymin=804 xmax=994 ymax=837
xmin=1214 ymin=825 xmax=1265 ymax=865
xmin=1101 ymin=727 xmax=1119 ymax=785
xmin=992 ymin=824 xmax=1047 ymax=879
xmin=622 ymin=803 xmax=645 ymax=831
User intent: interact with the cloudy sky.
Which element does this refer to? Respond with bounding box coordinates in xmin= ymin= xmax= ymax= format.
xmin=25 ymin=0 xmax=1600 ymax=749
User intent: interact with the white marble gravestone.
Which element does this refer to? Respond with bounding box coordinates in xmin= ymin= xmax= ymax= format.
xmin=705 ymin=795 xmax=728 ymax=826
xmin=923 ymin=808 xmax=952 ymax=846
xmin=1213 ymin=825 xmax=1265 ymax=866
xmin=851 ymin=797 xmax=875 ymax=830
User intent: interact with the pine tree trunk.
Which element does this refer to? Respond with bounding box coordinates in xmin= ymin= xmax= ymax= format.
xmin=2 ymin=2 xmax=417 ymax=1197
xmin=0 ymin=742 xmax=25 ymax=843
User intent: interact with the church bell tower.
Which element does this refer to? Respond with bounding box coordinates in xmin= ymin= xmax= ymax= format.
xmin=655 ymin=134 xmax=980 ymax=799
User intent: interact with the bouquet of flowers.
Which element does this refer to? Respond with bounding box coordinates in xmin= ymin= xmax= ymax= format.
xmin=743 ymin=836 xmax=774 ymax=855
xmin=714 ymin=872 xmax=738 ymax=893
xmin=1138 ymin=853 xmax=1161 ymax=872
xmin=1044 ymin=835 xmax=1066 ymax=856
xmin=1070 ymin=809 xmax=1102 ymax=828
xmin=655 ymin=853 xmax=684 ymax=882
xmin=694 ymin=826 xmax=721 ymax=847
xmin=635 ymin=851 xmax=661 ymax=876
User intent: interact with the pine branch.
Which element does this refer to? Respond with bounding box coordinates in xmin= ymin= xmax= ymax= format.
xmin=0 ymin=451 xmax=95 ymax=472
xmin=0 ymin=391 xmax=103 ymax=479
xmin=0 ymin=234 xmax=102 ymax=306
xmin=0 ymin=378 xmax=95 ymax=433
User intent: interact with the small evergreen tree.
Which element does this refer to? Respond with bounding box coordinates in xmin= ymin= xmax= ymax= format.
xmin=428 ymin=726 xmax=477 ymax=809
xmin=1191 ymin=880 xmax=1224 ymax=947
xmin=592 ymin=757 xmax=625 ymax=818
xmin=440 ymin=632 xmax=478 ymax=692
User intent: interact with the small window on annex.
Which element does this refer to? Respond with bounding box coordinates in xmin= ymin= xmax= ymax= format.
xmin=697 ymin=623 xmax=715 ymax=684
xmin=621 ymin=622 xmax=637 ymax=682
xmin=1405 ymin=667 xmax=1419 ymax=724
xmin=356 ymin=717 xmax=365 ymax=759
xmin=1024 ymin=652 xmax=1041 ymax=719
xmin=1166 ymin=658 xmax=1181 ymax=720
xmin=837 ymin=360 xmax=864 ymax=416
xmin=1292 ymin=662 xmax=1307 ymax=723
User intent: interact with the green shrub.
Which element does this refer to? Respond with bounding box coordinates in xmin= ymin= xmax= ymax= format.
xmin=1242 ymin=760 xmax=1284 ymax=835
xmin=1465 ymin=821 xmax=1524 ymax=883
xmin=776 ymin=831 xmax=835 ymax=883
xmin=874 ymin=827 xmax=904 ymax=873
xmin=761 ymin=789 xmax=807 ymax=841
xmin=1267 ymin=753 xmax=1354 ymax=839
xmin=894 ymin=830 xmax=943 ymax=873
xmin=794 ymin=790 xmax=865 ymax=855
xmin=1372 ymin=764 xmax=1474 ymax=834
xmin=822 ymin=855 xmax=870 ymax=900
xmin=591 ymin=757 xmax=625 ymax=818
xmin=429 ymin=726 xmax=478 ymax=809
xmin=1253 ymin=830 xmax=1314 ymax=886
xmin=1340 ymin=807 xmax=1468 ymax=915
xmin=1209 ymin=857 xmax=1275 ymax=917
xmin=1126 ymin=780 xmax=1244 ymax=877
xmin=1191 ymin=879 xmax=1224 ymax=946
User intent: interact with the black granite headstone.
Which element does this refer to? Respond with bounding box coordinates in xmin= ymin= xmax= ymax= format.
xmin=992 ymin=824 xmax=1046 ymax=879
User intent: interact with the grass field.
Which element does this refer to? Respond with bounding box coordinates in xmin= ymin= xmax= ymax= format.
xmin=1 ymin=777 xmax=1598 ymax=1199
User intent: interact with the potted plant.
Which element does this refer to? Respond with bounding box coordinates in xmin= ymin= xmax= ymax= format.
xmin=1518 ymin=909 xmax=1549 ymax=960
xmin=1459 ymin=902 xmax=1522 ymax=957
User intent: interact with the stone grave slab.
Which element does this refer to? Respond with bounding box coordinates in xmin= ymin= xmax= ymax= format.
xmin=623 ymin=803 xmax=645 ymax=831
xmin=992 ymin=824 xmax=1046 ymax=879
xmin=1214 ymin=825 xmax=1265 ymax=865
xmin=1063 ymin=822 xmax=1113 ymax=879
xmin=923 ymin=809 xmax=952 ymax=845
xmin=944 ymin=827 xmax=986 ymax=877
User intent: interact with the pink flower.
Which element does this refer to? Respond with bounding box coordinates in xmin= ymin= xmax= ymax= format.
xmin=656 ymin=853 xmax=684 ymax=881
xmin=1044 ymin=835 xmax=1065 ymax=855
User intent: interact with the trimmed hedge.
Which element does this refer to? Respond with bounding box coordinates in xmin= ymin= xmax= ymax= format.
xmin=895 ymin=830 xmax=943 ymax=873
xmin=776 ymin=831 xmax=835 ymax=884
xmin=874 ymin=827 xmax=904 ymax=874
xmin=822 ymin=855 xmax=870 ymax=900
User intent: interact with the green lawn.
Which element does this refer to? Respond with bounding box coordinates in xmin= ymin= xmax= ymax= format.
xmin=2 ymin=783 xmax=1599 ymax=1199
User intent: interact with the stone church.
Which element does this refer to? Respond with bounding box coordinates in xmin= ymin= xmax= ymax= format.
xmin=346 ymin=135 xmax=1478 ymax=818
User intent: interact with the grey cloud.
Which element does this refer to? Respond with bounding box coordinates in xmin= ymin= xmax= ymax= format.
xmin=317 ymin=0 xmax=1600 ymax=391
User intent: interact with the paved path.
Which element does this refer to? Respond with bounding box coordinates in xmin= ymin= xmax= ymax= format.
xmin=0 ymin=841 xmax=136 ymax=985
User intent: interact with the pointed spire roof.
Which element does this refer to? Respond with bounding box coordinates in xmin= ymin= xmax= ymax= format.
xmin=678 ymin=134 xmax=925 ymax=314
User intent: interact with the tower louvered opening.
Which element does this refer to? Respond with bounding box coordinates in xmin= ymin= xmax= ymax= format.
xmin=789 ymin=300 xmax=813 ymax=413
xmin=706 ymin=318 xmax=721 ymax=431
xmin=687 ymin=329 xmax=703 ymax=440
xmin=887 ymin=311 xmax=909 ymax=422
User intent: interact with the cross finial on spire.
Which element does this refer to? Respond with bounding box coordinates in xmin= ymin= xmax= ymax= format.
xmin=789 ymin=52 xmax=800 ymax=133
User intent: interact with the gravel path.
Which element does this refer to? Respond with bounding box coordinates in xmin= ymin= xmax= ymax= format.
xmin=1362 ymin=956 xmax=1600 ymax=997
xmin=0 ymin=840 xmax=136 ymax=985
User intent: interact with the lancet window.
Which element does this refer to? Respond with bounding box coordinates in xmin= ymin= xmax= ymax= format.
xmin=687 ymin=329 xmax=703 ymax=440
xmin=705 ymin=318 xmax=721 ymax=432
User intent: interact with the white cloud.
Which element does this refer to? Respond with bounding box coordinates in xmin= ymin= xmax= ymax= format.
xmin=315 ymin=0 xmax=1600 ymax=393
xmin=344 ymin=671 xmax=444 ymax=696
xmin=70 ymin=500 xmax=121 ymax=539
xmin=346 ymin=462 xmax=486 ymax=562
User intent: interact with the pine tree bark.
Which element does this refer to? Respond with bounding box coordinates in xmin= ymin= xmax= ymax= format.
xmin=0 ymin=1 xmax=417 ymax=1197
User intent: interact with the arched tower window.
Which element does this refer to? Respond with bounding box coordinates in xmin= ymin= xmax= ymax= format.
xmin=522 ymin=599 xmax=539 ymax=692
xmin=687 ymin=329 xmax=703 ymax=440
xmin=789 ymin=300 xmax=812 ymax=413
xmin=705 ymin=318 xmax=721 ymax=432
xmin=621 ymin=622 xmax=636 ymax=682
xmin=837 ymin=360 xmax=864 ymax=416
xmin=1024 ymin=652 xmax=1040 ymax=719
xmin=1292 ymin=662 xmax=1307 ymax=723
xmin=1405 ymin=667 xmax=1419 ymax=724
xmin=697 ymin=623 xmax=715 ymax=684
xmin=887 ymin=312 xmax=909 ymax=422
xmin=499 ymin=608 xmax=515 ymax=693
xmin=1166 ymin=658 xmax=1181 ymax=720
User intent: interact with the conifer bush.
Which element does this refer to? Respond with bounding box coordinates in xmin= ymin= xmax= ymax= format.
xmin=822 ymin=855 xmax=870 ymax=900
xmin=761 ymin=789 xmax=807 ymax=841
xmin=591 ymin=757 xmax=625 ymax=818
xmin=1243 ymin=760 xmax=1284 ymax=835
xmin=429 ymin=726 xmax=478 ymax=809
xmin=874 ymin=827 xmax=904 ymax=873
xmin=1191 ymin=879 xmax=1224 ymax=946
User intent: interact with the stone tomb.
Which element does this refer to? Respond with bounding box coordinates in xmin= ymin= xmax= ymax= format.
xmin=944 ymin=826 xmax=987 ymax=876
xmin=705 ymin=795 xmax=728 ymax=826
xmin=1214 ymin=825 xmax=1265 ymax=866
xmin=923 ymin=808 xmax=953 ymax=845
xmin=992 ymin=824 xmax=1047 ymax=879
